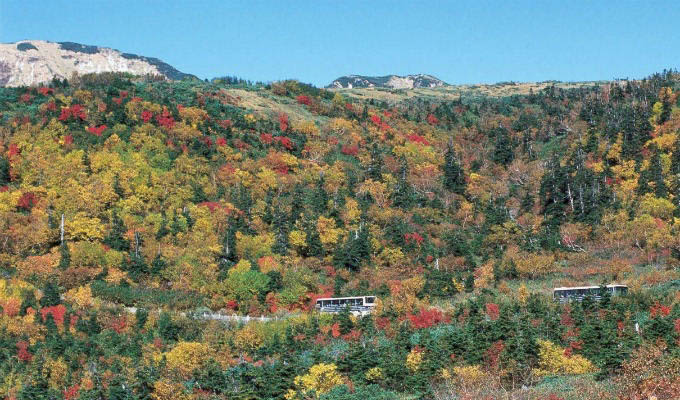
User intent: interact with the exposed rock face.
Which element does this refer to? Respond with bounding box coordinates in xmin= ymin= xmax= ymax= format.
xmin=328 ymin=74 xmax=446 ymax=89
xmin=0 ymin=40 xmax=194 ymax=87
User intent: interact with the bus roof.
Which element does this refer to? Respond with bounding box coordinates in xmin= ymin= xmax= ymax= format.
xmin=553 ymin=284 xmax=627 ymax=291
xmin=315 ymin=296 xmax=376 ymax=301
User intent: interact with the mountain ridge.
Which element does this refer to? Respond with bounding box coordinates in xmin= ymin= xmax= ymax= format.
xmin=327 ymin=73 xmax=447 ymax=89
xmin=0 ymin=40 xmax=196 ymax=87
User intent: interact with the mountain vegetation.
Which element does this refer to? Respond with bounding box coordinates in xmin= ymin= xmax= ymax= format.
xmin=327 ymin=74 xmax=446 ymax=89
xmin=0 ymin=69 xmax=679 ymax=399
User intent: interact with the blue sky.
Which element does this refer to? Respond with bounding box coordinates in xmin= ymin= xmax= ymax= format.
xmin=1 ymin=1 xmax=679 ymax=86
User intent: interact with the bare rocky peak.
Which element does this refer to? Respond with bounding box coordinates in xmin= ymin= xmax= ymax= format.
xmin=328 ymin=74 xmax=447 ymax=89
xmin=0 ymin=40 xmax=194 ymax=87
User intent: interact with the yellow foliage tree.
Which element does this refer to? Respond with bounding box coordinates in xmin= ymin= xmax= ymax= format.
xmin=233 ymin=324 xmax=264 ymax=354
xmin=151 ymin=380 xmax=191 ymax=400
xmin=164 ymin=341 xmax=213 ymax=379
xmin=533 ymin=340 xmax=597 ymax=377
xmin=316 ymin=217 xmax=342 ymax=250
xmin=406 ymin=348 xmax=424 ymax=371
xmin=285 ymin=363 xmax=344 ymax=399
xmin=236 ymin=231 xmax=274 ymax=259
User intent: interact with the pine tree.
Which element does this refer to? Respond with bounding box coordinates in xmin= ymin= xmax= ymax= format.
xmin=150 ymin=254 xmax=167 ymax=275
xmin=272 ymin=206 xmax=289 ymax=255
xmin=311 ymin=177 xmax=329 ymax=215
xmin=367 ymin=143 xmax=384 ymax=181
xmin=0 ymin=156 xmax=10 ymax=186
xmin=104 ymin=210 xmax=130 ymax=251
xmin=58 ymin=242 xmax=70 ymax=270
xmin=113 ymin=174 xmax=125 ymax=198
xmin=391 ymin=157 xmax=416 ymax=209
xmin=290 ymin=184 xmax=305 ymax=224
xmin=443 ymin=140 xmax=466 ymax=194
xmin=492 ymin=125 xmax=514 ymax=166
xmin=40 ymin=281 xmax=61 ymax=307
xmin=649 ymin=146 xmax=668 ymax=198
xmin=156 ymin=213 xmax=169 ymax=240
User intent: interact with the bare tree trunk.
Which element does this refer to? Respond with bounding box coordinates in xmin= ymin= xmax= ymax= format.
xmin=60 ymin=214 xmax=65 ymax=245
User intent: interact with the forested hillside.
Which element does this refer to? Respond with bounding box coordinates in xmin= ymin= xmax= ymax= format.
xmin=0 ymin=70 xmax=679 ymax=399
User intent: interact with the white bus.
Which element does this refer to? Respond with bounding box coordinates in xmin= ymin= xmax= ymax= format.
xmin=315 ymin=296 xmax=377 ymax=316
xmin=553 ymin=284 xmax=628 ymax=303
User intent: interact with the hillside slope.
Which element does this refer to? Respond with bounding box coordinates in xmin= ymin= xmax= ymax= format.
xmin=0 ymin=40 xmax=195 ymax=87
xmin=0 ymin=72 xmax=679 ymax=399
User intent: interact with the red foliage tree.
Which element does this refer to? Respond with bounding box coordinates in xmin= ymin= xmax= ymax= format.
xmin=219 ymin=119 xmax=232 ymax=129
xmin=63 ymin=385 xmax=80 ymax=400
xmin=156 ymin=108 xmax=176 ymax=130
xmin=260 ymin=133 xmax=274 ymax=145
xmin=426 ymin=113 xmax=439 ymax=125
xmin=341 ymin=145 xmax=359 ymax=156
xmin=650 ymin=302 xmax=671 ymax=318
xmin=58 ymin=104 xmax=87 ymax=121
xmin=278 ymin=113 xmax=289 ymax=132
xmin=20 ymin=93 xmax=33 ymax=104
xmin=17 ymin=341 xmax=32 ymax=362
xmin=87 ymin=125 xmax=107 ymax=136
xmin=485 ymin=303 xmax=500 ymax=321
xmin=296 ymin=95 xmax=311 ymax=106
xmin=408 ymin=307 xmax=449 ymax=329
xmin=484 ymin=340 xmax=505 ymax=370
xmin=141 ymin=110 xmax=153 ymax=123
xmin=407 ymin=134 xmax=430 ymax=146
xmin=41 ymin=304 xmax=67 ymax=328
xmin=404 ymin=232 xmax=424 ymax=245
xmin=17 ymin=192 xmax=37 ymax=211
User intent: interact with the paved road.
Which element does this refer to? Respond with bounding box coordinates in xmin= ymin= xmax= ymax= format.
xmin=122 ymin=306 xmax=281 ymax=323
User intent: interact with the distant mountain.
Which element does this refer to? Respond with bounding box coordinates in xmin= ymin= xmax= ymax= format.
xmin=327 ymin=74 xmax=447 ymax=89
xmin=0 ymin=40 xmax=196 ymax=87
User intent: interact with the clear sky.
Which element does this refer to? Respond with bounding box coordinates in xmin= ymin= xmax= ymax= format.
xmin=1 ymin=1 xmax=679 ymax=87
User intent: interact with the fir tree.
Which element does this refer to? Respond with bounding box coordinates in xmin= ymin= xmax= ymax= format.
xmin=0 ymin=156 xmax=10 ymax=186
xmin=155 ymin=213 xmax=169 ymax=240
xmin=649 ymin=146 xmax=668 ymax=198
xmin=391 ymin=157 xmax=416 ymax=209
xmin=58 ymin=242 xmax=70 ymax=270
xmin=113 ymin=174 xmax=125 ymax=198
xmin=272 ymin=206 xmax=289 ymax=255
xmin=40 ymin=281 xmax=61 ymax=307
xmin=367 ymin=143 xmax=384 ymax=181
xmin=492 ymin=125 xmax=514 ymax=166
xmin=443 ymin=140 xmax=466 ymax=194
xmin=104 ymin=210 xmax=130 ymax=252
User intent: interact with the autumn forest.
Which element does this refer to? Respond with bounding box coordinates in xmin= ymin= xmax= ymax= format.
xmin=0 ymin=70 xmax=679 ymax=399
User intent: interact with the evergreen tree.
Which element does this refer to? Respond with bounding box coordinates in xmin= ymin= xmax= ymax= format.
xmin=58 ymin=242 xmax=70 ymax=270
xmin=367 ymin=143 xmax=384 ymax=181
xmin=391 ymin=157 xmax=416 ymax=208
xmin=182 ymin=207 xmax=194 ymax=229
xmin=104 ymin=210 xmax=130 ymax=252
xmin=40 ymin=281 xmax=61 ymax=307
xmin=0 ymin=156 xmax=10 ymax=186
xmin=492 ymin=125 xmax=514 ymax=166
xmin=311 ymin=176 xmax=329 ymax=215
xmin=333 ymin=225 xmax=371 ymax=271
xmin=443 ymin=140 xmax=466 ymax=194
xmin=290 ymin=184 xmax=305 ymax=224
xmin=113 ymin=174 xmax=125 ymax=198
xmin=649 ymin=146 xmax=668 ymax=198
xmin=155 ymin=213 xmax=169 ymax=240
xmin=272 ymin=206 xmax=289 ymax=255
xmin=150 ymin=254 xmax=167 ymax=275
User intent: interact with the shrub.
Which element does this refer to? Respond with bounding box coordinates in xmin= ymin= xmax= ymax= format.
xmin=533 ymin=340 xmax=597 ymax=377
